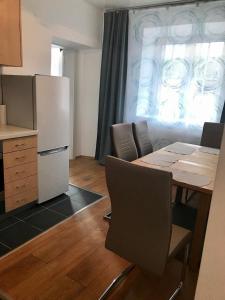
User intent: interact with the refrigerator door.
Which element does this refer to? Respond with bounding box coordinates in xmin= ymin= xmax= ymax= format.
xmin=38 ymin=147 xmax=69 ymax=203
xmin=34 ymin=75 xmax=70 ymax=152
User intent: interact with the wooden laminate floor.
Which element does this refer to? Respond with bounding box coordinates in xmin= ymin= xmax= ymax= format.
xmin=0 ymin=157 xmax=198 ymax=300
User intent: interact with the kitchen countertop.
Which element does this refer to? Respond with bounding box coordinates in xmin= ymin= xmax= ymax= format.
xmin=0 ymin=125 xmax=38 ymax=140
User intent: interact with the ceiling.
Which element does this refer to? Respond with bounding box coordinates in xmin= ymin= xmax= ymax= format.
xmin=86 ymin=0 xmax=176 ymax=9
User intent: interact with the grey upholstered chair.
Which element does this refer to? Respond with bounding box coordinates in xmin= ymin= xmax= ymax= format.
xmin=187 ymin=122 xmax=224 ymax=208
xmin=100 ymin=156 xmax=192 ymax=300
xmin=201 ymin=122 xmax=224 ymax=149
xmin=111 ymin=123 xmax=138 ymax=162
xmin=104 ymin=123 xmax=139 ymax=221
xmin=132 ymin=120 xmax=153 ymax=157
xmin=180 ymin=121 xmax=224 ymax=205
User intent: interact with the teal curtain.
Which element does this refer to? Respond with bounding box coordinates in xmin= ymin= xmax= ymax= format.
xmin=95 ymin=11 xmax=129 ymax=164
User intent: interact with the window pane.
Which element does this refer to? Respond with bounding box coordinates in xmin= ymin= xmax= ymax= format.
xmin=51 ymin=45 xmax=63 ymax=76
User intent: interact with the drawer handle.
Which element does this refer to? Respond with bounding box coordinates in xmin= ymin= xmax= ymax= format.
xmin=15 ymin=156 xmax=25 ymax=160
xmin=16 ymin=198 xmax=26 ymax=204
xmin=15 ymin=171 xmax=25 ymax=175
xmin=15 ymin=143 xmax=25 ymax=147
xmin=16 ymin=184 xmax=26 ymax=189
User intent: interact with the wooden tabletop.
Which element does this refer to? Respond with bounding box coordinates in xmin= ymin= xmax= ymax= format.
xmin=133 ymin=143 xmax=219 ymax=194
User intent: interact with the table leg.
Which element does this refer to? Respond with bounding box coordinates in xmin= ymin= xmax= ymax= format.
xmin=189 ymin=193 xmax=212 ymax=272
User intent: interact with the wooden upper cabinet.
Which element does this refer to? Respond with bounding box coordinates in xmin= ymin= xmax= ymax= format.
xmin=0 ymin=0 xmax=22 ymax=66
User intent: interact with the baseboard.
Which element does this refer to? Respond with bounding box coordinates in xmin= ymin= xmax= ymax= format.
xmin=74 ymin=155 xmax=95 ymax=160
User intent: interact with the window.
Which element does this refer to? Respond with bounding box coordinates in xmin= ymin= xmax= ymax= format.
xmin=136 ymin=42 xmax=225 ymax=127
xmin=125 ymin=3 xmax=225 ymax=148
xmin=51 ymin=44 xmax=63 ymax=76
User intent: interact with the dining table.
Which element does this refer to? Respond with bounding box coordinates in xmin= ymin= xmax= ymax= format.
xmin=132 ymin=142 xmax=219 ymax=271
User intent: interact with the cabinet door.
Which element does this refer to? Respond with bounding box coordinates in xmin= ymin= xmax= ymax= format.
xmin=0 ymin=0 xmax=22 ymax=66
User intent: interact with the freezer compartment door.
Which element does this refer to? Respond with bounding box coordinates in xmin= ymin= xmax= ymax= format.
xmin=34 ymin=75 xmax=70 ymax=152
xmin=38 ymin=147 xmax=69 ymax=203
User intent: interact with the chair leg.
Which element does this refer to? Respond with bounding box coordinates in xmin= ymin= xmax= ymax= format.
xmin=175 ymin=187 xmax=183 ymax=204
xmin=98 ymin=264 xmax=135 ymax=300
xmin=98 ymin=245 xmax=190 ymax=300
xmin=185 ymin=189 xmax=189 ymax=203
xmin=168 ymin=243 xmax=190 ymax=300
xmin=168 ymin=282 xmax=183 ymax=300
xmin=169 ymin=243 xmax=190 ymax=300
xmin=181 ymin=244 xmax=190 ymax=281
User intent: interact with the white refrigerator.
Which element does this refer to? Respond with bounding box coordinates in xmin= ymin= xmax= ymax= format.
xmin=2 ymin=75 xmax=70 ymax=203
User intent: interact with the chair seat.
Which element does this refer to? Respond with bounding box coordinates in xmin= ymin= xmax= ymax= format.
xmin=169 ymin=224 xmax=191 ymax=258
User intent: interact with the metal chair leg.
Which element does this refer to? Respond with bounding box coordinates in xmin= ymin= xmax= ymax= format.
xmin=99 ymin=244 xmax=190 ymax=300
xmin=168 ymin=282 xmax=183 ymax=300
xmin=181 ymin=244 xmax=190 ymax=281
xmin=98 ymin=264 xmax=135 ymax=300
xmin=169 ymin=243 xmax=190 ymax=300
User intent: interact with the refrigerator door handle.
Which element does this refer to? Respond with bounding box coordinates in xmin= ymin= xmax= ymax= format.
xmin=38 ymin=146 xmax=68 ymax=156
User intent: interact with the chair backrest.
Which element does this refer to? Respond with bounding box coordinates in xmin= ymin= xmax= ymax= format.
xmin=105 ymin=156 xmax=172 ymax=276
xmin=132 ymin=121 xmax=153 ymax=157
xmin=201 ymin=122 xmax=224 ymax=149
xmin=111 ymin=123 xmax=138 ymax=162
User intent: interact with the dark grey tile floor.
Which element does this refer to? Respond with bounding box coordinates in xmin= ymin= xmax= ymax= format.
xmin=0 ymin=185 xmax=102 ymax=257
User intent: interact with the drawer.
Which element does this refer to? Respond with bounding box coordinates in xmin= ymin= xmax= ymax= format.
xmin=3 ymin=136 xmax=37 ymax=153
xmin=5 ymin=189 xmax=38 ymax=212
xmin=3 ymin=148 xmax=37 ymax=169
xmin=4 ymin=162 xmax=37 ymax=183
xmin=5 ymin=175 xmax=37 ymax=198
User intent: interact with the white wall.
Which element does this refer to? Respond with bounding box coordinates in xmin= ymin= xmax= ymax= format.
xmin=63 ymin=49 xmax=77 ymax=159
xmin=75 ymin=50 xmax=102 ymax=157
xmin=195 ymin=130 xmax=225 ymax=299
xmin=23 ymin=0 xmax=102 ymax=49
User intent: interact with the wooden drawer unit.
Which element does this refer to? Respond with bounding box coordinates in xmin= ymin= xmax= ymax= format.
xmin=2 ymin=134 xmax=38 ymax=212
xmin=3 ymin=136 xmax=37 ymax=153
xmin=5 ymin=175 xmax=37 ymax=198
xmin=4 ymin=162 xmax=37 ymax=184
xmin=3 ymin=148 xmax=37 ymax=169
xmin=5 ymin=189 xmax=38 ymax=212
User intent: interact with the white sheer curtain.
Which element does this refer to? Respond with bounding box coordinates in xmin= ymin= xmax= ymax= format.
xmin=124 ymin=1 xmax=225 ymax=149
